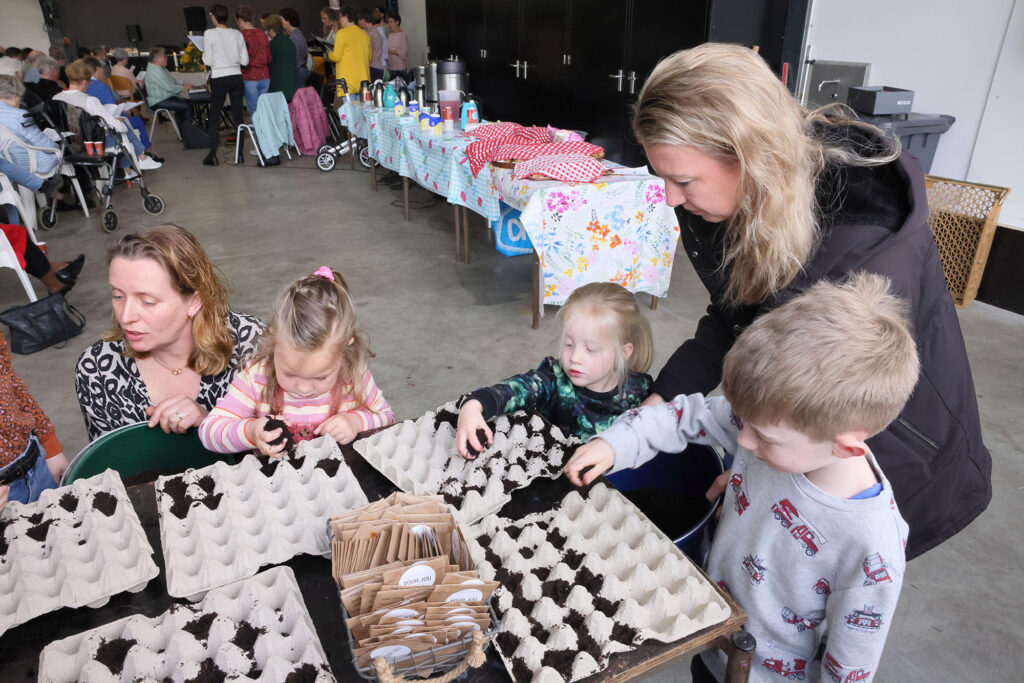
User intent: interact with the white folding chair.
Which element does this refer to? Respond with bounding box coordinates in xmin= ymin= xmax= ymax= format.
xmin=0 ymin=122 xmax=65 ymax=232
xmin=147 ymin=105 xmax=182 ymax=142
xmin=0 ymin=224 xmax=38 ymax=302
xmin=0 ymin=173 xmax=37 ymax=243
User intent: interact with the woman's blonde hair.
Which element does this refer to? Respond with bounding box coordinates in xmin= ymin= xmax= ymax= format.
xmin=105 ymin=224 xmax=234 ymax=375
xmin=262 ymin=14 xmax=284 ymax=34
xmin=65 ymin=58 xmax=94 ymax=84
xmin=253 ymin=268 xmax=373 ymax=414
xmin=557 ymin=282 xmax=653 ymax=388
xmin=633 ymin=43 xmax=899 ymax=306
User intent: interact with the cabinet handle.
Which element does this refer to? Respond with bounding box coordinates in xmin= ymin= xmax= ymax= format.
xmin=567 ymin=54 xmax=571 ymax=66
xmin=481 ymin=49 xmax=487 ymax=59
xmin=628 ymin=70 xmax=637 ymax=95
xmin=609 ymin=69 xmax=623 ymax=92
xmin=522 ymin=61 xmax=531 ymax=79
xmin=510 ymin=60 xmax=521 ymax=78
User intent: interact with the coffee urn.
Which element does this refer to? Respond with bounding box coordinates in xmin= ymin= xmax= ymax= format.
xmin=437 ymin=57 xmax=468 ymax=94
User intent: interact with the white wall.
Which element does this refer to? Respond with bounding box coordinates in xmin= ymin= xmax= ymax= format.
xmin=400 ymin=0 xmax=428 ymax=72
xmin=0 ymin=0 xmax=51 ymax=51
xmin=805 ymin=0 xmax=1013 ymax=183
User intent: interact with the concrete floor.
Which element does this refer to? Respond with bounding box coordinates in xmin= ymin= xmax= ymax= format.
xmin=2 ymin=137 xmax=1021 ymax=681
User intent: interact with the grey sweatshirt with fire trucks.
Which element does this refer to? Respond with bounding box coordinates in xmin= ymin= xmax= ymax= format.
xmin=598 ymin=394 xmax=908 ymax=683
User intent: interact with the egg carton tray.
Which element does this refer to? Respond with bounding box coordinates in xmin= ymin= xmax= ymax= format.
xmin=156 ymin=436 xmax=369 ymax=600
xmin=466 ymin=482 xmax=731 ymax=683
xmin=38 ymin=565 xmax=336 ymax=683
xmin=0 ymin=469 xmax=158 ymax=638
xmin=353 ymin=400 xmax=579 ymax=524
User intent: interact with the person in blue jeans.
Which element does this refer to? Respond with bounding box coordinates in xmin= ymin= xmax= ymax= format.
xmin=0 ymin=333 xmax=69 ymax=509
xmin=0 ymin=75 xmax=62 ymax=224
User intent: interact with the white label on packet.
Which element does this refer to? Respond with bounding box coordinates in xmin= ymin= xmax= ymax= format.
xmin=385 ymin=608 xmax=418 ymax=618
xmin=457 ymin=578 xmax=484 ymax=585
xmin=395 ymin=619 xmax=423 ymax=626
xmin=446 ymin=615 xmax=474 ymax=622
xmin=371 ymin=645 xmax=412 ymax=660
xmin=446 ymin=588 xmax=483 ymax=603
xmin=400 ymin=564 xmax=437 ymax=586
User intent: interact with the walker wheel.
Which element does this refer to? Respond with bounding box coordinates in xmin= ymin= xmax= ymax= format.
xmin=317 ymin=143 xmax=334 ymax=157
xmin=101 ymin=208 xmax=119 ymax=233
xmin=358 ymin=144 xmax=371 ymax=169
xmin=143 ymin=193 xmax=165 ymax=215
xmin=37 ymin=205 xmax=58 ymax=230
xmin=317 ymin=152 xmax=337 ymax=172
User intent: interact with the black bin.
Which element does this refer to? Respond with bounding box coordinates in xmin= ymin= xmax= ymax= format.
xmin=857 ymin=113 xmax=955 ymax=173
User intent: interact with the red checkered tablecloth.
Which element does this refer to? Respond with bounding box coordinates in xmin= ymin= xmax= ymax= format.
xmin=513 ymin=154 xmax=606 ymax=183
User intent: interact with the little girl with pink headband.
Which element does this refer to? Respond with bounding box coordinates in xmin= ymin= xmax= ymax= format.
xmin=199 ymin=267 xmax=394 ymax=457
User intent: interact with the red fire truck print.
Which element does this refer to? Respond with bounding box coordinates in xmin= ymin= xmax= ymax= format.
xmin=862 ymin=552 xmax=894 ymax=585
xmin=813 ymin=577 xmax=832 ymax=595
xmin=781 ymin=606 xmax=826 ymax=632
xmin=743 ymin=554 xmax=767 ymax=585
xmin=845 ymin=605 xmax=883 ymax=632
xmin=730 ymin=472 xmax=750 ymax=515
xmin=824 ymin=653 xmax=871 ymax=682
xmin=772 ymin=499 xmax=826 ymax=555
xmin=762 ymin=657 xmax=807 ymax=680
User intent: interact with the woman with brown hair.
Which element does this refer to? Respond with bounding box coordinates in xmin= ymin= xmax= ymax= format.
xmin=632 ymin=43 xmax=989 ymax=561
xmin=74 ymin=225 xmax=263 ymax=440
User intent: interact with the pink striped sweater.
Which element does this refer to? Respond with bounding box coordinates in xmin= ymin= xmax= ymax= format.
xmin=199 ymin=359 xmax=394 ymax=453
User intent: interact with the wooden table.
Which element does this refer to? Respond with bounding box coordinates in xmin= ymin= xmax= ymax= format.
xmin=0 ymin=443 xmax=751 ymax=682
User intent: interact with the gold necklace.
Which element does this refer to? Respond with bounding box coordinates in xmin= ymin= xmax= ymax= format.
xmin=151 ymin=355 xmax=188 ymax=376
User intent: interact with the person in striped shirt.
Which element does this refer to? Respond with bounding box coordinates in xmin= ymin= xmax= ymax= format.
xmin=199 ymin=266 xmax=394 ymax=456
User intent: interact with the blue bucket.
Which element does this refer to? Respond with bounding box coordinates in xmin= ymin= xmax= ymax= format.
xmin=606 ymin=445 xmax=724 ymax=564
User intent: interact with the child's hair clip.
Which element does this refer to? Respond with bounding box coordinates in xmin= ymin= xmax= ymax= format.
xmin=313 ymin=266 xmax=335 ymax=282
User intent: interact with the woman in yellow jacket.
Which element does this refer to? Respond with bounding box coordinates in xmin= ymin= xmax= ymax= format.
xmin=328 ymin=6 xmax=370 ymax=93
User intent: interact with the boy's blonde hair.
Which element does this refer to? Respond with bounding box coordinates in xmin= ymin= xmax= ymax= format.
xmin=253 ymin=268 xmax=373 ymax=414
xmin=721 ymin=272 xmax=919 ymax=442
xmin=557 ymin=282 xmax=654 ymax=387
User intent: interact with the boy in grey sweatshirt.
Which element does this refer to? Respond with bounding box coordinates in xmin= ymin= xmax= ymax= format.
xmin=565 ymin=272 xmax=920 ymax=683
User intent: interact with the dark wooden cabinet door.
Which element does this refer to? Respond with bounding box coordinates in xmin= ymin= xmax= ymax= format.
xmin=519 ymin=0 xmax=571 ymax=127
xmin=456 ymin=0 xmax=488 ymax=85
xmin=565 ymin=0 xmax=630 ymax=161
xmin=474 ymin=0 xmax=523 ymax=122
xmin=425 ymin=0 xmax=456 ymax=59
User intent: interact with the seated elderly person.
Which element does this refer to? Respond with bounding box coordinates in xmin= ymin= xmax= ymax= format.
xmin=0 ymin=75 xmax=61 ymax=224
xmin=143 ymin=47 xmax=193 ymax=128
xmin=83 ymin=56 xmax=157 ymax=159
xmin=1 ymin=223 xmax=84 ymax=294
xmin=60 ymin=59 xmax=161 ymax=172
xmin=109 ymin=48 xmax=140 ymax=99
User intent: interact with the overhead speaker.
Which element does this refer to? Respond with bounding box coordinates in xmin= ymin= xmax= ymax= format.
xmin=183 ymin=6 xmax=207 ymax=33
xmin=126 ymin=24 xmax=142 ymax=43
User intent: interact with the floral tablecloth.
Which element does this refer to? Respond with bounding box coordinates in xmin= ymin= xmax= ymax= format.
xmin=339 ymin=104 xmax=680 ymax=306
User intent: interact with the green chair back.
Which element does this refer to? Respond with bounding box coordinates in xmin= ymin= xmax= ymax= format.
xmin=61 ymin=422 xmax=237 ymax=485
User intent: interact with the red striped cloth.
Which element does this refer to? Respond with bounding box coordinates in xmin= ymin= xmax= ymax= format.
xmin=513 ymin=154 xmax=606 ymax=183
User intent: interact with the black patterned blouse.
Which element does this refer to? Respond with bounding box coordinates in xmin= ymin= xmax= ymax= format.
xmin=74 ymin=312 xmax=264 ymax=441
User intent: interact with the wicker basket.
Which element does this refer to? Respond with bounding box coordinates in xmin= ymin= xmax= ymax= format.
xmin=924 ymin=175 xmax=1010 ymax=308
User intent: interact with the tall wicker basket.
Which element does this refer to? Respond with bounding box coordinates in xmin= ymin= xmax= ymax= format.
xmin=924 ymin=175 xmax=1010 ymax=308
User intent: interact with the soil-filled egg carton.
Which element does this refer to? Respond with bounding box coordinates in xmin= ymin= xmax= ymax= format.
xmin=156 ymin=437 xmax=369 ymax=600
xmin=0 ymin=469 xmax=158 ymax=637
xmin=353 ymin=401 xmax=579 ymax=524
xmin=466 ymin=482 xmax=731 ymax=683
xmin=38 ymin=566 xmax=336 ymax=683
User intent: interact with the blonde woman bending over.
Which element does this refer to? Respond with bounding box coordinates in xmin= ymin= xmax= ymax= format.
xmin=634 ymin=43 xmax=988 ymax=559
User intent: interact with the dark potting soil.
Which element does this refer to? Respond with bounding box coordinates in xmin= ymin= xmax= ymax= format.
xmin=541 ymin=649 xmax=578 ymax=672
xmin=95 ymin=637 xmax=136 ymax=674
xmin=546 ymin=528 xmax=567 ymax=550
xmin=519 ymin=546 xmax=535 ymax=560
xmin=541 ymin=579 xmax=572 ymax=604
xmin=284 ymin=663 xmax=321 ymax=683
xmin=26 ymin=512 xmax=44 ymax=525
xmin=502 ymin=478 xmax=521 ymax=495
xmin=610 ymin=621 xmax=639 ymax=645
xmin=432 ymin=404 xmax=460 ymax=431
xmin=591 ymin=595 xmax=620 ymax=618
xmin=622 ymin=488 xmax=711 ymax=541
xmin=182 ymin=612 xmax=216 ymax=643
xmin=257 ymin=456 xmax=280 ymax=478
xmin=58 ymin=492 xmax=79 ymax=513
xmin=495 ymin=631 xmax=519 ymax=657
xmin=314 ymin=458 xmax=342 ymax=478
xmin=511 ymin=656 xmax=533 ymax=683
xmin=162 ymin=477 xmax=221 ymax=519
xmin=196 ymin=475 xmax=217 ymax=494
xmin=184 ymin=658 xmax=226 ymax=683
xmin=562 ymin=548 xmax=585 ymax=571
xmin=530 ymin=620 xmax=549 ymax=643
xmin=531 ymin=566 xmax=551 ymax=582
xmin=0 ymin=518 xmax=11 ymax=557
xmin=264 ymin=417 xmax=296 ymax=457
xmin=92 ymin=491 xmax=119 ymax=517
xmin=231 ymin=620 xmax=265 ymax=653
xmin=575 ymin=565 xmax=604 ymax=595
xmin=466 ymin=428 xmax=490 ymax=457
xmin=26 ymin=519 xmax=55 ymax=543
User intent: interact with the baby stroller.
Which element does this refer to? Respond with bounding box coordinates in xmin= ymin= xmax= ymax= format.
xmin=316 ymin=78 xmax=371 ymax=172
xmin=43 ymin=97 xmax=165 ymax=233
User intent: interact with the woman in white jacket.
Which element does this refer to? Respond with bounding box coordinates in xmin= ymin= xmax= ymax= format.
xmin=201 ymin=3 xmax=248 ymax=166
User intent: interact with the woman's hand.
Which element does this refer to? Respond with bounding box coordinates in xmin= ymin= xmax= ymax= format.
xmin=0 ymin=485 xmax=8 ymax=514
xmin=641 ymin=392 xmax=665 ymax=407
xmin=316 ymin=413 xmax=362 ymax=445
xmin=564 ymin=439 xmax=615 ymax=486
xmin=244 ymin=417 xmax=288 ymax=458
xmin=146 ymin=395 xmax=208 ymax=434
xmin=706 ymin=468 xmax=732 ymax=519
xmin=45 ymin=453 xmax=69 ymax=484
xmin=456 ymin=400 xmax=492 ymax=459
